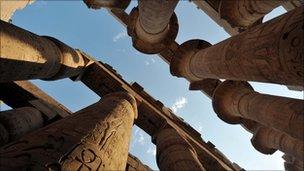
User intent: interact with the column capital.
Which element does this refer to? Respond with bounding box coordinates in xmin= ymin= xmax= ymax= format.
xmin=102 ymin=91 xmax=138 ymax=119
xmin=83 ymin=0 xmax=131 ymax=10
xmin=251 ymin=127 xmax=277 ymax=154
xmin=212 ymin=80 xmax=253 ymax=124
xmin=170 ymin=39 xmax=211 ymax=80
xmin=127 ymin=7 xmax=179 ymax=54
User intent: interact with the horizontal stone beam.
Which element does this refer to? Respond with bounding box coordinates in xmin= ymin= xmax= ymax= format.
xmin=76 ymin=52 xmax=236 ymax=170
xmin=0 ymin=81 xmax=71 ymax=119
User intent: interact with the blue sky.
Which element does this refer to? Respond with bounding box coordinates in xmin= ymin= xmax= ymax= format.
xmin=2 ymin=1 xmax=303 ymax=170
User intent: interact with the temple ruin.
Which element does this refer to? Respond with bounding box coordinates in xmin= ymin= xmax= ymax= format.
xmin=0 ymin=0 xmax=303 ymax=170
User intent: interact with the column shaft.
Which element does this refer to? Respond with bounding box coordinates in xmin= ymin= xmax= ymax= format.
xmin=0 ymin=107 xmax=44 ymax=141
xmin=155 ymin=128 xmax=205 ymax=171
xmin=173 ymin=6 xmax=304 ymax=86
xmin=220 ymin=0 xmax=283 ymax=28
xmin=251 ymin=126 xmax=304 ymax=160
xmin=0 ymin=20 xmax=87 ymax=82
xmin=128 ymin=0 xmax=179 ymax=54
xmin=138 ymin=0 xmax=178 ymax=34
xmin=0 ymin=92 xmax=137 ymax=171
xmin=212 ymin=80 xmax=304 ymax=140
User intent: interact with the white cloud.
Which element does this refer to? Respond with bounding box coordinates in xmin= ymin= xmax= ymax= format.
xmin=146 ymin=146 xmax=156 ymax=156
xmin=171 ymin=97 xmax=187 ymax=113
xmin=131 ymin=127 xmax=146 ymax=146
xmin=196 ymin=125 xmax=203 ymax=132
xmin=145 ymin=60 xmax=150 ymax=66
xmin=116 ymin=48 xmax=126 ymax=53
xmin=144 ymin=57 xmax=156 ymax=66
xmin=137 ymin=132 xmax=145 ymax=145
xmin=113 ymin=30 xmax=127 ymax=42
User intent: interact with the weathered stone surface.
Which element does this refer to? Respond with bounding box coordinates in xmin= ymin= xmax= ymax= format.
xmin=251 ymin=126 xmax=304 ymax=160
xmin=213 ymin=80 xmax=304 ymax=140
xmin=283 ymin=154 xmax=304 ymax=171
xmin=138 ymin=0 xmax=178 ymax=34
xmin=0 ymin=20 xmax=87 ymax=82
xmin=0 ymin=81 xmax=71 ymax=119
xmin=155 ymin=128 xmax=206 ymax=171
xmin=126 ymin=153 xmax=152 ymax=171
xmin=127 ymin=0 xmax=179 ymax=54
xmin=0 ymin=107 xmax=44 ymax=141
xmin=219 ymin=0 xmax=283 ymax=28
xmin=0 ymin=92 xmax=137 ymax=171
xmin=171 ymin=6 xmax=304 ymax=87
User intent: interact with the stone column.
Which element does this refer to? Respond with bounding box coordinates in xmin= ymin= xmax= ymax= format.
xmin=83 ymin=0 xmax=130 ymax=10
xmin=127 ymin=0 xmax=179 ymax=54
xmin=0 ymin=20 xmax=88 ymax=82
xmin=0 ymin=92 xmax=137 ymax=171
xmin=154 ymin=128 xmax=206 ymax=171
xmin=212 ymin=80 xmax=304 ymax=140
xmin=283 ymin=154 xmax=304 ymax=171
xmin=138 ymin=0 xmax=178 ymax=35
xmin=251 ymin=126 xmax=304 ymax=160
xmin=0 ymin=107 xmax=44 ymax=142
xmin=219 ymin=0 xmax=283 ymax=28
xmin=126 ymin=153 xmax=152 ymax=171
xmin=171 ymin=6 xmax=304 ymax=87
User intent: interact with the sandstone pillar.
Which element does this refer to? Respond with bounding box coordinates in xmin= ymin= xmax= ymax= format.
xmin=251 ymin=126 xmax=304 ymax=160
xmin=0 ymin=107 xmax=44 ymax=142
xmin=219 ymin=0 xmax=283 ymax=28
xmin=154 ymin=128 xmax=206 ymax=171
xmin=283 ymin=154 xmax=304 ymax=171
xmin=126 ymin=153 xmax=152 ymax=171
xmin=138 ymin=0 xmax=178 ymax=35
xmin=0 ymin=20 xmax=88 ymax=82
xmin=171 ymin=6 xmax=304 ymax=87
xmin=83 ymin=0 xmax=130 ymax=10
xmin=0 ymin=92 xmax=137 ymax=171
xmin=128 ymin=0 xmax=179 ymax=54
xmin=212 ymin=80 xmax=304 ymax=140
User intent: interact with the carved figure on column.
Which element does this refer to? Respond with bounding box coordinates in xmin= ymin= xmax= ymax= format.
xmin=0 ymin=92 xmax=137 ymax=171
xmin=171 ymin=6 xmax=304 ymax=87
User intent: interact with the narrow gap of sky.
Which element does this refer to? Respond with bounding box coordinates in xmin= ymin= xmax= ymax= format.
xmin=2 ymin=2 xmax=302 ymax=171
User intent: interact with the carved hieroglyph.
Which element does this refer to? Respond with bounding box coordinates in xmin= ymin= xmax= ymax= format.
xmin=172 ymin=6 xmax=304 ymax=86
xmin=0 ymin=92 xmax=137 ymax=171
